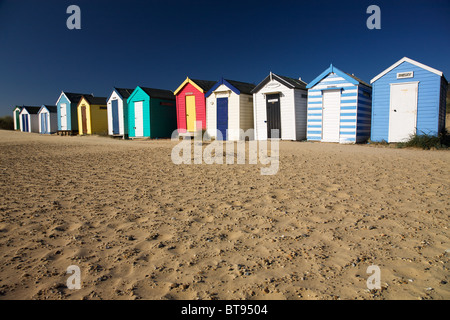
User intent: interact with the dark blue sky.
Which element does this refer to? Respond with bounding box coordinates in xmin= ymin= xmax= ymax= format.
xmin=0 ymin=0 xmax=449 ymax=116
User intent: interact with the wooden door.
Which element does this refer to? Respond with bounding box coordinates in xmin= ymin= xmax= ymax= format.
xmin=322 ymin=90 xmax=341 ymax=142
xmin=41 ymin=112 xmax=48 ymax=134
xmin=134 ymin=101 xmax=144 ymax=137
xmin=111 ymin=99 xmax=120 ymax=134
xmin=60 ymin=103 xmax=67 ymax=130
xmin=388 ymin=82 xmax=418 ymax=142
xmin=81 ymin=106 xmax=88 ymax=134
xmin=216 ymin=97 xmax=228 ymax=140
xmin=266 ymin=94 xmax=281 ymax=139
xmin=22 ymin=114 xmax=29 ymax=132
xmin=15 ymin=110 xmax=20 ymax=130
xmin=185 ymin=95 xmax=196 ymax=132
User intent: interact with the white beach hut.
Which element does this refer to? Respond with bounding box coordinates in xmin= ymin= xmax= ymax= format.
xmin=205 ymin=78 xmax=255 ymax=140
xmin=38 ymin=105 xmax=58 ymax=134
xmin=107 ymin=87 xmax=134 ymax=138
xmin=19 ymin=106 xmax=40 ymax=133
xmin=251 ymin=72 xmax=308 ymax=140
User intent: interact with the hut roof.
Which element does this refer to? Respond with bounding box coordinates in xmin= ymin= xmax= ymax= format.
xmin=21 ymin=106 xmax=41 ymax=114
xmin=139 ymin=87 xmax=176 ymax=101
xmin=82 ymin=96 xmax=107 ymax=105
xmin=252 ymin=72 xmax=307 ymax=93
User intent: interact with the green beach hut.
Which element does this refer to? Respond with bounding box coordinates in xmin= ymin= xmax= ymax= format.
xmin=13 ymin=106 xmax=22 ymax=130
xmin=127 ymin=86 xmax=177 ymax=138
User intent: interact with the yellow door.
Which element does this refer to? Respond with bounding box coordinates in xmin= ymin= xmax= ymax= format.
xmin=186 ymin=95 xmax=196 ymax=132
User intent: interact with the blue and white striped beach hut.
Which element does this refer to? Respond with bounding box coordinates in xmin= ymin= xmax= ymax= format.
xmin=306 ymin=64 xmax=372 ymax=143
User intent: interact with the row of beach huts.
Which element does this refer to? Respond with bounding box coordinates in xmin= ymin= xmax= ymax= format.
xmin=13 ymin=57 xmax=447 ymax=143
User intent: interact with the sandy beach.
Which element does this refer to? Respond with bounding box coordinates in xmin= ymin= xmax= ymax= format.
xmin=0 ymin=129 xmax=448 ymax=300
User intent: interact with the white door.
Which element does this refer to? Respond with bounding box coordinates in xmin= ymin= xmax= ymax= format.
xmin=322 ymin=90 xmax=341 ymax=142
xmin=134 ymin=101 xmax=144 ymax=137
xmin=60 ymin=103 xmax=67 ymax=130
xmin=388 ymin=82 xmax=418 ymax=142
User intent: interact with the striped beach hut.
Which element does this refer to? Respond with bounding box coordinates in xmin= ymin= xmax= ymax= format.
xmin=38 ymin=105 xmax=57 ymax=134
xmin=370 ymin=57 xmax=448 ymax=142
xmin=12 ymin=106 xmax=22 ymax=130
xmin=174 ymin=77 xmax=216 ymax=135
xmin=19 ymin=106 xmax=41 ymax=133
xmin=252 ymin=72 xmax=308 ymax=140
xmin=306 ymin=64 xmax=372 ymax=143
xmin=56 ymin=92 xmax=94 ymax=134
xmin=205 ymin=78 xmax=255 ymax=140
xmin=77 ymin=96 xmax=108 ymax=135
xmin=127 ymin=86 xmax=177 ymax=138
xmin=107 ymin=87 xmax=134 ymax=138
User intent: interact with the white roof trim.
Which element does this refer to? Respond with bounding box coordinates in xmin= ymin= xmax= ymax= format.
xmin=272 ymin=73 xmax=297 ymax=89
xmin=370 ymin=57 xmax=443 ymax=84
xmin=38 ymin=105 xmax=48 ymax=114
xmin=55 ymin=91 xmax=70 ymax=105
xmin=19 ymin=108 xmax=30 ymax=115
xmin=38 ymin=105 xmax=53 ymax=114
xmin=107 ymin=89 xmax=122 ymax=103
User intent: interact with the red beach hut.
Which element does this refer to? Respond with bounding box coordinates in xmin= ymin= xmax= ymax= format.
xmin=173 ymin=77 xmax=216 ymax=134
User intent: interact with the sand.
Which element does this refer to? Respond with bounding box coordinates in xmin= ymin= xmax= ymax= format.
xmin=0 ymin=129 xmax=448 ymax=300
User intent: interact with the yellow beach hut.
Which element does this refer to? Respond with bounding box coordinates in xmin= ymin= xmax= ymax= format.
xmin=77 ymin=95 xmax=108 ymax=135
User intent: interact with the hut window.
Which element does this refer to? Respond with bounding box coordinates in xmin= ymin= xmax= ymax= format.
xmin=248 ymin=97 xmax=253 ymax=102
xmin=301 ymin=94 xmax=307 ymax=98
xmin=160 ymin=102 xmax=175 ymax=106
xmin=99 ymin=107 xmax=107 ymax=110
xmin=362 ymin=91 xmax=371 ymax=98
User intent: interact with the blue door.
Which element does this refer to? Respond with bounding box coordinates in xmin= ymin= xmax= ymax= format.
xmin=41 ymin=113 xmax=48 ymax=134
xmin=216 ymin=97 xmax=228 ymax=140
xmin=112 ymin=100 xmax=120 ymax=134
xmin=22 ymin=114 xmax=29 ymax=132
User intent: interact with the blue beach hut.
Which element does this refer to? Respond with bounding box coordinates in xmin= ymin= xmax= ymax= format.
xmin=55 ymin=91 xmax=94 ymax=134
xmin=370 ymin=57 xmax=448 ymax=142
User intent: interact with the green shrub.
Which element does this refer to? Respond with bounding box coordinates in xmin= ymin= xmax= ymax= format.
xmin=367 ymin=139 xmax=388 ymax=145
xmin=397 ymin=129 xmax=449 ymax=150
xmin=0 ymin=116 xmax=14 ymax=130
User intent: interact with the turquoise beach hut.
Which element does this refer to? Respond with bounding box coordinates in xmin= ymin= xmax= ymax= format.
xmin=127 ymin=86 xmax=177 ymax=138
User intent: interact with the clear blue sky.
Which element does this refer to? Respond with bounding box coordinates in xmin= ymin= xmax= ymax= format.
xmin=0 ymin=0 xmax=449 ymax=116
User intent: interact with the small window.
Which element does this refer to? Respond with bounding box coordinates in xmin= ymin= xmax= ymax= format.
xmin=160 ymin=102 xmax=175 ymax=106
xmin=301 ymin=94 xmax=307 ymax=99
xmin=99 ymin=106 xmax=107 ymax=110
xmin=248 ymin=97 xmax=253 ymax=102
